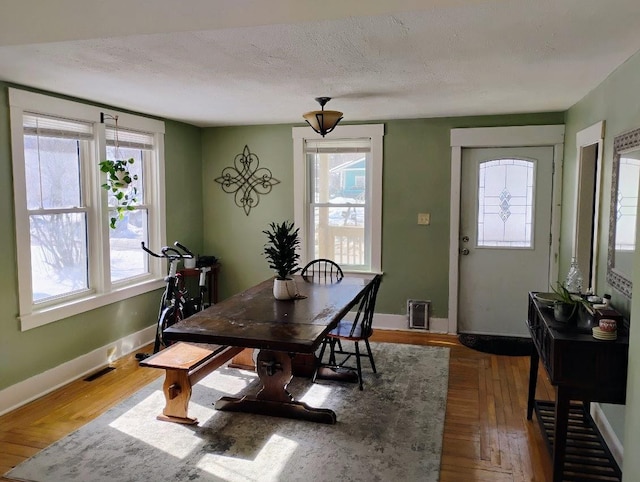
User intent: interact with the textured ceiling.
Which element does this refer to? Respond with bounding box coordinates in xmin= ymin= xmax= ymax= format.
xmin=1 ymin=0 xmax=640 ymax=127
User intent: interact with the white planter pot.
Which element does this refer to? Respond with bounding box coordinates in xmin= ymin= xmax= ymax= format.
xmin=183 ymin=258 xmax=196 ymax=269
xmin=273 ymin=278 xmax=297 ymax=300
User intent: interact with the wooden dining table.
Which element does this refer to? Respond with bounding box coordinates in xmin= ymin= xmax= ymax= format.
xmin=163 ymin=273 xmax=376 ymax=424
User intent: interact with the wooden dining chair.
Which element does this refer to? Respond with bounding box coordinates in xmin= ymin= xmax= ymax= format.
xmin=301 ymin=258 xmax=344 ymax=283
xmin=315 ymin=274 xmax=382 ymax=390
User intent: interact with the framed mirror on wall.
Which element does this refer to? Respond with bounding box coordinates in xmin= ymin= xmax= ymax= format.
xmin=607 ymin=127 xmax=640 ymax=298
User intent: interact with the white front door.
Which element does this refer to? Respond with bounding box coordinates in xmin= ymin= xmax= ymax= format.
xmin=458 ymin=146 xmax=554 ymax=336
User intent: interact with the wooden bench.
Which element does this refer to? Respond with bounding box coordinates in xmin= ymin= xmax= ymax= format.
xmin=140 ymin=342 xmax=243 ymax=424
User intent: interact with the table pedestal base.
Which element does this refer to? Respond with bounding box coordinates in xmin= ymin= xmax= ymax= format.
xmin=215 ymin=396 xmax=336 ymax=424
xmin=215 ymin=348 xmax=337 ymax=424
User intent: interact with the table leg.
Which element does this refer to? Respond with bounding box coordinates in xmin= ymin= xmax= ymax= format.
xmin=215 ymin=349 xmax=337 ymax=424
xmin=552 ymin=387 xmax=570 ymax=482
xmin=527 ymin=349 xmax=539 ymax=420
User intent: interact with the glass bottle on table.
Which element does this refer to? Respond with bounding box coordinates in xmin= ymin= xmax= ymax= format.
xmin=565 ymin=257 xmax=584 ymax=294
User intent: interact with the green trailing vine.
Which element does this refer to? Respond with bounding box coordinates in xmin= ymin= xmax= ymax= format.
xmin=99 ymin=158 xmax=138 ymax=229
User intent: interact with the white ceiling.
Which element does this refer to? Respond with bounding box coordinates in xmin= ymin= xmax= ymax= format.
xmin=1 ymin=0 xmax=640 ymax=127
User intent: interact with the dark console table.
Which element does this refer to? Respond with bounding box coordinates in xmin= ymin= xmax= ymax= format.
xmin=527 ymin=292 xmax=629 ymax=481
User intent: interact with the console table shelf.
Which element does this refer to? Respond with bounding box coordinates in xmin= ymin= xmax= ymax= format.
xmin=534 ymin=400 xmax=621 ymax=481
xmin=526 ymin=292 xmax=629 ymax=482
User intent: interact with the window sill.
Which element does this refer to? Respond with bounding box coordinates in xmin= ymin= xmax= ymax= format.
xmin=19 ymin=278 xmax=165 ymax=331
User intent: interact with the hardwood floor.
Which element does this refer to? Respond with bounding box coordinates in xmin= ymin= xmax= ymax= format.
xmin=0 ymin=331 xmax=554 ymax=481
xmin=372 ymin=331 xmax=554 ymax=481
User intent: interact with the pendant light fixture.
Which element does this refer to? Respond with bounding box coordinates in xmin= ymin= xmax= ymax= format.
xmin=302 ymin=97 xmax=343 ymax=137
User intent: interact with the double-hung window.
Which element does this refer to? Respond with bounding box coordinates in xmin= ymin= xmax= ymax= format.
xmin=293 ymin=124 xmax=384 ymax=273
xmin=105 ymin=126 xmax=155 ymax=282
xmin=9 ymin=89 xmax=166 ymax=330
xmin=22 ymin=113 xmax=94 ymax=302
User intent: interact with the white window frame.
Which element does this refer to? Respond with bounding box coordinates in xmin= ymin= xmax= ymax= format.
xmin=292 ymin=124 xmax=384 ymax=273
xmin=9 ymin=88 xmax=167 ymax=331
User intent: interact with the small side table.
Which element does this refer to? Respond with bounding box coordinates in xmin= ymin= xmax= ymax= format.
xmin=179 ymin=263 xmax=220 ymax=306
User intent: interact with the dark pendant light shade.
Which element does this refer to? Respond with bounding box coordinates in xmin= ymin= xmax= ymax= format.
xmin=302 ymin=97 xmax=343 ymax=137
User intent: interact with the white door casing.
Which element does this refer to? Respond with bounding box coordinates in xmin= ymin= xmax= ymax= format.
xmin=574 ymin=121 xmax=605 ymax=293
xmin=449 ymin=125 xmax=565 ymax=334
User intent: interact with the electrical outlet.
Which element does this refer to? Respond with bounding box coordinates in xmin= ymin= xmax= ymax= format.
xmin=418 ymin=213 xmax=431 ymax=225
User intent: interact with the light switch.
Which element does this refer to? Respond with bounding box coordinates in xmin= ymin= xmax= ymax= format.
xmin=418 ymin=213 xmax=430 ymax=225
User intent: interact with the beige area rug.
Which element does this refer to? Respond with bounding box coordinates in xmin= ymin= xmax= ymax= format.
xmin=6 ymin=343 xmax=449 ymax=482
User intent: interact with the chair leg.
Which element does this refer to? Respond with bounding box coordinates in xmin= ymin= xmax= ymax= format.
xmin=312 ymin=338 xmax=329 ymax=383
xmin=364 ymin=338 xmax=376 ymax=373
xmin=354 ymin=341 xmax=363 ymax=390
xmin=328 ymin=338 xmax=337 ymax=366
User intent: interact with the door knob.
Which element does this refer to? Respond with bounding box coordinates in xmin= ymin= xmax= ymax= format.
xmin=460 ymin=248 xmax=470 ymax=255
xmin=462 ymin=236 xmax=470 ymax=243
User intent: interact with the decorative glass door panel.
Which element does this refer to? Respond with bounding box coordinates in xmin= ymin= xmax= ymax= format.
xmin=477 ymin=159 xmax=535 ymax=248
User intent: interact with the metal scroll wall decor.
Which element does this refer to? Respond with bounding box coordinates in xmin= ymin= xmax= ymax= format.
xmin=214 ymin=145 xmax=280 ymax=216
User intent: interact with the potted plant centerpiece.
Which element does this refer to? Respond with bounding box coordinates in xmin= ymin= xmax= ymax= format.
xmin=99 ymin=157 xmax=138 ymax=229
xmin=263 ymin=221 xmax=301 ymax=300
xmin=551 ymin=282 xmax=586 ymax=323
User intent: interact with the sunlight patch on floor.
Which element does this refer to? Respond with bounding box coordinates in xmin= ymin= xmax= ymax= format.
xmin=108 ymin=391 xmax=214 ymax=458
xmin=297 ymin=382 xmax=332 ymax=407
xmin=197 ymin=433 xmax=298 ymax=482
xmin=200 ymin=368 xmax=258 ymax=394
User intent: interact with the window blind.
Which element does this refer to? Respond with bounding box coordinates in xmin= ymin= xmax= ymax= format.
xmin=304 ymin=138 xmax=371 ymax=153
xmin=106 ymin=127 xmax=154 ymax=150
xmin=23 ymin=113 xmax=93 ymax=140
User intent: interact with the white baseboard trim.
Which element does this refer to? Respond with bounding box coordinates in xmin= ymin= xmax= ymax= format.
xmin=590 ymin=402 xmax=624 ymax=467
xmin=0 ymin=325 xmax=155 ymax=416
xmin=372 ymin=313 xmax=451 ymax=334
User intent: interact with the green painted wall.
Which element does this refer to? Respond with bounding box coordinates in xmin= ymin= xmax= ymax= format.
xmin=562 ymin=49 xmax=640 ymax=479
xmin=627 ymin=206 xmax=640 ymax=479
xmin=201 ymin=112 xmax=564 ymax=316
xmin=0 ymin=83 xmax=203 ymax=390
xmin=201 ymin=125 xmax=295 ymax=298
xmin=164 ymin=119 xmax=205 ymax=251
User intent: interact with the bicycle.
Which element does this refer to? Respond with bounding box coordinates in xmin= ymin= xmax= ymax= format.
xmin=137 ymin=241 xmax=210 ymax=358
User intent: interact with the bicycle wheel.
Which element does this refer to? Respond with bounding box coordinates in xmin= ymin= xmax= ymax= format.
xmin=157 ymin=291 xmax=168 ymax=318
xmin=153 ymin=304 xmax=183 ymax=352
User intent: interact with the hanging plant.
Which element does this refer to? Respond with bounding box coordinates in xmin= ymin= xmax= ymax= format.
xmin=99 ymin=113 xmax=138 ymax=229
xmin=99 ymin=158 xmax=138 ymax=229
